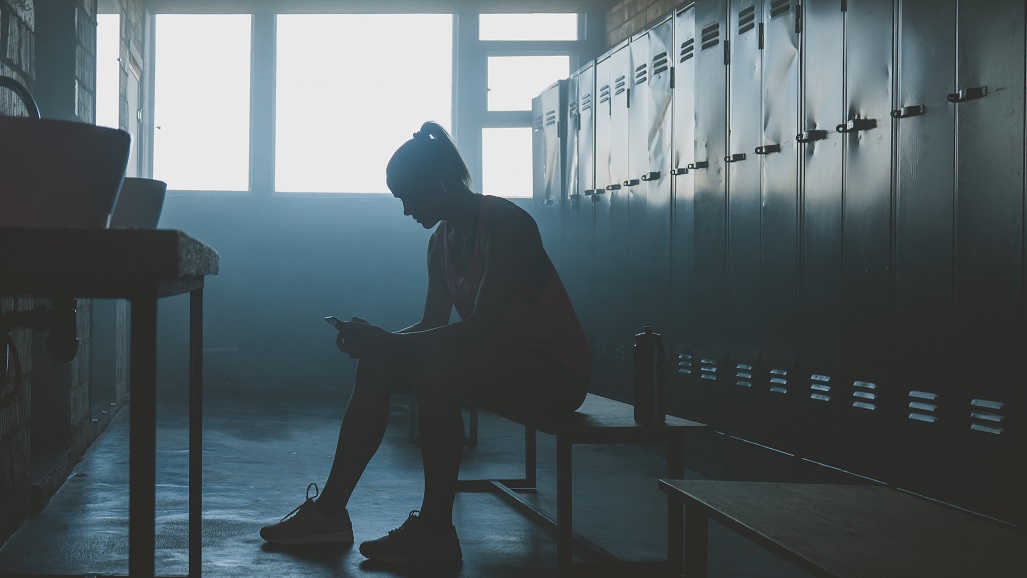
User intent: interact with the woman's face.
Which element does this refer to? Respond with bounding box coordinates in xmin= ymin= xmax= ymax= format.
xmin=390 ymin=179 xmax=445 ymax=229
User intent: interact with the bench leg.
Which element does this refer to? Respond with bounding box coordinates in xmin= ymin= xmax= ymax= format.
xmin=525 ymin=425 xmax=537 ymax=488
xmin=668 ymin=435 xmax=685 ymax=574
xmin=556 ymin=436 xmax=572 ymax=574
xmin=684 ymin=505 xmax=708 ymax=578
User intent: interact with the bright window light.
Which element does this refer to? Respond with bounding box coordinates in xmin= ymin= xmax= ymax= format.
xmin=153 ymin=15 xmax=251 ymax=191
xmin=482 ymin=127 xmax=532 ymax=198
xmin=275 ymin=14 xmax=453 ymax=193
xmin=479 ymin=14 xmax=578 ymax=41
xmin=95 ymin=13 xmax=120 ymax=129
xmin=488 ymin=56 xmax=569 ymax=112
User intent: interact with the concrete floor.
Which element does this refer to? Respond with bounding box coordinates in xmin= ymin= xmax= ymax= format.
xmin=0 ymin=391 xmax=811 ymax=577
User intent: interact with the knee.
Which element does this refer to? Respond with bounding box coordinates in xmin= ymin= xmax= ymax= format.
xmin=410 ymin=353 xmax=456 ymax=401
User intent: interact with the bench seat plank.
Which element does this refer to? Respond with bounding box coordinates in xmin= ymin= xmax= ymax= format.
xmin=491 ymin=393 xmax=705 ymax=436
xmin=660 ymin=479 xmax=1027 ymax=578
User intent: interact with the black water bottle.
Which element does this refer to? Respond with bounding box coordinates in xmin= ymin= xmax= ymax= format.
xmin=633 ymin=326 xmax=666 ymax=424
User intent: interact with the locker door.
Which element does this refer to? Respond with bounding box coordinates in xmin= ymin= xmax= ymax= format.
xmin=560 ymin=73 xmax=579 ymax=279
xmin=638 ymin=18 xmax=675 ymax=343
xmin=606 ymin=42 xmax=635 ymax=401
xmin=592 ymin=47 xmax=620 ymax=399
xmin=567 ymin=64 xmax=595 ymax=342
xmin=670 ymin=5 xmax=703 ymax=423
xmin=952 ymin=0 xmax=1025 ymax=524
xmin=531 ymin=95 xmax=545 ymax=202
xmin=726 ymin=0 xmax=768 ymax=446
xmin=838 ymin=0 xmax=894 ymax=482
xmin=626 ymin=31 xmax=652 ymax=338
xmin=796 ymin=0 xmax=845 ymax=468
xmin=892 ymin=0 xmax=957 ymax=511
xmin=536 ymin=81 xmax=566 ymax=265
xmin=692 ymin=0 xmax=730 ymax=431
xmin=759 ymin=0 xmax=801 ymax=456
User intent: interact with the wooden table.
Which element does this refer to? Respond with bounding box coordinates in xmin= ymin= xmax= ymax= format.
xmin=659 ymin=479 xmax=1027 ymax=578
xmin=0 ymin=228 xmax=219 ymax=578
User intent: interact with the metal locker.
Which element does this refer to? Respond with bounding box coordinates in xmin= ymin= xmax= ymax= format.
xmin=951 ymin=0 xmax=1025 ymax=524
xmin=559 ymin=72 xmax=579 ymax=278
xmin=758 ymin=0 xmax=801 ymax=453
xmin=692 ymin=0 xmax=730 ymax=430
xmin=725 ymin=0 xmax=770 ymax=447
xmin=533 ymin=81 xmax=567 ymax=271
xmin=891 ymin=0 xmax=957 ymax=508
xmin=625 ymin=29 xmax=652 ymax=344
xmin=566 ymin=63 xmax=596 ymax=348
xmin=670 ymin=3 xmax=704 ymax=423
xmin=796 ymin=0 xmax=845 ymax=468
xmin=531 ymin=95 xmax=545 ymax=202
xmin=837 ymin=0 xmax=894 ymax=482
xmin=629 ymin=17 xmax=675 ymax=359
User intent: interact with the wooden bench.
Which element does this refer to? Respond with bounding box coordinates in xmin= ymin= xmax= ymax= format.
xmin=456 ymin=393 xmax=707 ymax=576
xmin=658 ymin=479 xmax=1027 ymax=578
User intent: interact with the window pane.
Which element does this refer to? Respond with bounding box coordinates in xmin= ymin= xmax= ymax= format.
xmin=276 ymin=14 xmax=452 ymax=193
xmin=153 ymin=15 xmax=251 ymax=191
xmin=488 ymin=56 xmax=569 ymax=112
xmin=482 ymin=127 xmax=532 ymax=199
xmin=95 ymin=14 xmax=120 ymax=129
xmin=479 ymin=14 xmax=578 ymax=41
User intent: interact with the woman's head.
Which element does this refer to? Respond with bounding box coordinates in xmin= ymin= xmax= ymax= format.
xmin=386 ymin=121 xmax=473 ymax=228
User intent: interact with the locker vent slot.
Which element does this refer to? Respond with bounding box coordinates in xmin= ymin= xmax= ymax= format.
xmin=770 ymin=387 xmax=787 ymax=394
xmin=614 ymin=75 xmax=627 ymax=95
xmin=677 ymin=353 xmax=693 ymax=375
xmin=544 ymin=111 xmax=558 ymax=127
xmin=810 ymin=374 xmax=832 ymax=401
xmin=736 ymin=364 xmax=753 ymax=386
xmin=700 ymin=23 xmax=720 ymax=50
xmin=680 ymin=38 xmax=695 ymax=62
xmin=532 ymin=117 xmax=544 ymax=131
xmin=634 ymin=64 xmax=647 ymax=85
xmin=596 ymin=338 xmax=608 ymax=358
xmin=568 ymin=102 xmax=578 ymax=119
xmin=970 ymin=399 xmax=1005 ymax=435
xmin=700 ymin=358 xmax=718 ymax=381
xmin=770 ymin=369 xmax=788 ymax=391
xmin=614 ymin=343 xmax=627 ymax=362
xmin=851 ymin=381 xmax=878 ymax=410
xmin=581 ymin=93 xmax=592 ymax=111
xmin=770 ymin=0 xmax=791 ymax=19
xmin=737 ymin=372 xmax=752 ymax=379
xmin=652 ymin=51 xmax=670 ymax=76
xmin=599 ymin=85 xmax=611 ymax=104
xmin=737 ymin=380 xmax=752 ymax=387
xmin=738 ymin=6 xmax=756 ymax=34
xmin=908 ymin=390 xmax=939 ymax=424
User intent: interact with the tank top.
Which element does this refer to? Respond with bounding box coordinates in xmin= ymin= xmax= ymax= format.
xmin=439 ymin=195 xmax=592 ymax=381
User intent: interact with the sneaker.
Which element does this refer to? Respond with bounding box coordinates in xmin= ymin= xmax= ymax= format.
xmin=359 ymin=510 xmax=462 ymax=564
xmin=260 ymin=483 xmax=354 ymax=545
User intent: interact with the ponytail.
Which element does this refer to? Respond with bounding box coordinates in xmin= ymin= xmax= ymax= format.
xmin=387 ymin=121 xmax=473 ymax=191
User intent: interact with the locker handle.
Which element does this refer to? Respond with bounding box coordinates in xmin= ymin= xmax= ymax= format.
xmin=583 ymin=189 xmax=595 ymax=196
xmin=640 ymin=171 xmax=661 ymax=181
xmin=724 ymin=153 xmax=746 ymax=163
xmin=670 ymin=167 xmax=689 ymax=176
xmin=836 ymin=118 xmax=877 ymax=133
xmin=686 ymin=161 xmax=709 ymax=170
xmin=754 ymin=144 xmax=781 ymax=155
xmin=623 ymin=179 xmax=640 ymax=186
xmin=593 ymin=189 xmax=606 ymax=196
xmin=569 ymin=193 xmax=581 ymax=200
xmin=796 ymin=129 xmax=828 ymax=143
xmin=947 ymin=86 xmax=987 ymax=103
xmin=890 ymin=104 xmax=925 ymax=118
xmin=604 ymin=184 xmax=620 ymax=190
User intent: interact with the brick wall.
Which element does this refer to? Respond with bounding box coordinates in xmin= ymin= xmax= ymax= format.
xmin=605 ymin=0 xmax=681 ymax=48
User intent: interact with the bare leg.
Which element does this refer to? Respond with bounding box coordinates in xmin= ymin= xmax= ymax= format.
xmin=316 ymin=358 xmax=409 ymax=513
xmin=413 ymin=370 xmax=464 ymax=528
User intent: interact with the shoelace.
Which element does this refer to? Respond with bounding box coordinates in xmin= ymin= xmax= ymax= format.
xmin=280 ymin=482 xmax=320 ymax=522
xmin=387 ymin=510 xmax=421 ymax=536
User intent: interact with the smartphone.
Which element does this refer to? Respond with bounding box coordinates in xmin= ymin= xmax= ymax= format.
xmin=325 ymin=316 xmax=345 ymax=331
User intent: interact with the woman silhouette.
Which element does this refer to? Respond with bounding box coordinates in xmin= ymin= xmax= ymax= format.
xmin=261 ymin=121 xmax=591 ymax=565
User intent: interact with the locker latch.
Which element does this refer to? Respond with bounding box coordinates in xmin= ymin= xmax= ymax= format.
xmin=623 ymin=178 xmax=641 ymax=186
xmin=605 ymin=184 xmax=621 ymax=191
xmin=836 ymin=118 xmax=877 ymax=133
xmin=670 ymin=167 xmax=689 ymax=176
xmin=947 ymin=86 xmax=987 ymax=103
xmin=583 ymin=189 xmax=595 ymax=196
xmin=686 ymin=161 xmax=709 ymax=170
xmin=570 ymin=193 xmax=581 ymax=200
xmin=724 ymin=153 xmax=747 ymax=163
xmin=890 ymin=104 xmax=926 ymax=118
xmin=754 ymin=144 xmax=781 ymax=155
xmin=640 ymin=171 xmax=661 ymax=181
xmin=796 ymin=129 xmax=828 ymax=143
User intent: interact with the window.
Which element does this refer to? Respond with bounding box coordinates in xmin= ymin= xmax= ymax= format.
xmin=275 ymin=14 xmax=452 ymax=193
xmin=482 ymin=127 xmax=533 ymax=198
xmin=153 ymin=15 xmax=251 ymax=191
xmin=95 ymin=13 xmax=120 ymax=129
xmin=487 ymin=55 xmax=570 ymax=112
xmin=479 ymin=14 xmax=578 ymax=41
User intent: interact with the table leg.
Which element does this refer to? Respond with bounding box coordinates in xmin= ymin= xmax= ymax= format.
xmin=684 ymin=505 xmax=709 ymax=578
xmin=668 ymin=435 xmax=685 ymax=574
xmin=129 ymin=297 xmax=157 ymax=578
xmin=189 ymin=289 xmax=204 ymax=577
xmin=556 ymin=436 xmax=572 ymax=574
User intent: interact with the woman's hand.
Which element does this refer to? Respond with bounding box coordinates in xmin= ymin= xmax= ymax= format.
xmin=335 ymin=317 xmax=394 ymax=358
